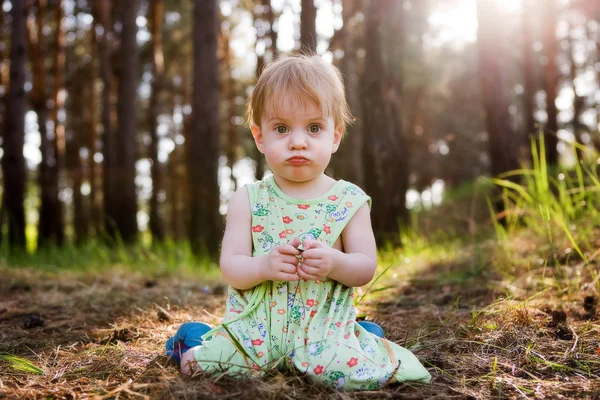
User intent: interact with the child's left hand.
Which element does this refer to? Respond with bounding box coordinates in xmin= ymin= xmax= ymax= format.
xmin=297 ymin=239 xmax=339 ymax=281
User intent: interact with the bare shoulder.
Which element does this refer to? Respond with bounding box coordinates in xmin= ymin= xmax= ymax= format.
xmin=341 ymin=203 xmax=376 ymax=258
xmin=221 ymin=186 xmax=252 ymax=258
xmin=226 ymin=185 xmax=250 ymax=219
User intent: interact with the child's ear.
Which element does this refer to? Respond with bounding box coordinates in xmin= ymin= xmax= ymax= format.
xmin=332 ymin=125 xmax=343 ymax=153
xmin=251 ymin=124 xmax=265 ymax=153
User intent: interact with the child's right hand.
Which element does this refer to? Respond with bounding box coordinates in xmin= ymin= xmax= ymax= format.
xmin=261 ymin=237 xmax=302 ymax=281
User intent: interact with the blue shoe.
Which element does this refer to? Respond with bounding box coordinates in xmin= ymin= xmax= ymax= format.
xmin=165 ymin=322 xmax=212 ymax=364
xmin=358 ymin=321 xmax=384 ymax=338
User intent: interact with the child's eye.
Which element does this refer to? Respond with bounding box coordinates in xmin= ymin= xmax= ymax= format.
xmin=275 ymin=125 xmax=288 ymax=134
xmin=308 ymin=124 xmax=321 ymax=134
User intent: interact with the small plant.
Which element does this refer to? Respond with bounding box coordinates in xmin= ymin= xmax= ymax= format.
xmin=0 ymin=354 xmax=44 ymax=375
xmin=487 ymin=134 xmax=599 ymax=264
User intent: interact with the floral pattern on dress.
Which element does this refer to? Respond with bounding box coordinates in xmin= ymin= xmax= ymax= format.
xmin=189 ymin=175 xmax=431 ymax=390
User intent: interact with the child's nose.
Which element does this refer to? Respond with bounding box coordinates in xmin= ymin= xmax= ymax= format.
xmin=289 ymin=130 xmax=307 ymax=149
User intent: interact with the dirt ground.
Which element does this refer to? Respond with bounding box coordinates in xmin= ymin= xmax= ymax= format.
xmin=1 ymin=242 xmax=599 ymax=399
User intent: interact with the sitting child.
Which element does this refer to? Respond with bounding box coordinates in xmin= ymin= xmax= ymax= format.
xmin=166 ymin=55 xmax=431 ymax=390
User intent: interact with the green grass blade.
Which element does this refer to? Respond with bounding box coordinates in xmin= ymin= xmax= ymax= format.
xmin=0 ymin=354 xmax=44 ymax=375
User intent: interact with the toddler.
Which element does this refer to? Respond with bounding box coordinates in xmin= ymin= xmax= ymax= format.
xmin=166 ymin=55 xmax=431 ymax=390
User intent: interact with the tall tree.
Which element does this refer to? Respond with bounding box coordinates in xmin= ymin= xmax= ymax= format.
xmin=88 ymin=25 xmax=100 ymax=236
xmin=92 ymin=0 xmax=115 ymax=238
xmin=251 ymin=0 xmax=279 ymax=179
xmin=111 ymin=0 xmax=140 ymax=242
xmin=541 ymin=0 xmax=559 ymax=165
xmin=2 ymin=0 xmax=27 ymax=249
xmin=0 ymin=5 xmax=5 ymax=103
xmin=476 ymin=1 xmax=519 ymax=178
xmin=222 ymin=25 xmax=238 ymax=192
xmin=360 ymin=0 xmax=408 ymax=244
xmin=300 ymin=0 xmax=317 ymax=53
xmin=66 ymin=1 xmax=89 ymax=244
xmin=28 ymin=0 xmax=65 ymax=248
xmin=263 ymin=0 xmax=279 ymax=59
xmin=522 ymin=0 xmax=537 ymax=143
xmin=148 ymin=0 xmax=166 ymax=242
xmin=567 ymin=20 xmax=586 ymax=160
xmin=66 ymin=66 xmax=88 ymax=244
xmin=331 ymin=0 xmax=364 ymax=186
xmin=190 ymin=0 xmax=221 ymax=257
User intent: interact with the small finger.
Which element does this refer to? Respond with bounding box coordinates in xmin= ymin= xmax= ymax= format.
xmin=278 ymin=244 xmax=301 ymax=256
xmin=290 ymin=237 xmax=301 ymax=248
xmin=301 ymin=249 xmax=322 ymax=260
xmin=300 ymin=257 xmax=320 ymax=267
xmin=281 ymin=262 xmax=299 ymax=274
xmin=279 ymin=272 xmax=301 ymax=281
xmin=299 ymin=264 xmax=320 ymax=275
xmin=297 ymin=269 xmax=320 ymax=281
xmin=282 ymin=255 xmax=299 ymax=265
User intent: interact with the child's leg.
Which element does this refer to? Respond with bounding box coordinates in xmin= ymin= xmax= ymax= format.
xmin=166 ymin=321 xmax=212 ymax=364
xmin=180 ymin=348 xmax=198 ymax=375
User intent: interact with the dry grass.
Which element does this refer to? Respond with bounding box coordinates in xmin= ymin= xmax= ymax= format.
xmin=1 ymin=231 xmax=600 ymax=399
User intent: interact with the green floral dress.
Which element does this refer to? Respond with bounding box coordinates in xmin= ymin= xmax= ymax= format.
xmin=190 ymin=175 xmax=431 ymax=390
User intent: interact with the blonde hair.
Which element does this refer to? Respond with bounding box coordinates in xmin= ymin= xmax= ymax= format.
xmin=246 ymin=54 xmax=352 ymax=132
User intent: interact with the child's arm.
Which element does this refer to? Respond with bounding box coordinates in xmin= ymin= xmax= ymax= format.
xmin=298 ymin=203 xmax=377 ymax=287
xmin=220 ymin=187 xmax=302 ymax=290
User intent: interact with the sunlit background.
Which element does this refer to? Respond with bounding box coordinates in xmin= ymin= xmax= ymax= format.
xmin=1 ymin=0 xmax=599 ymax=236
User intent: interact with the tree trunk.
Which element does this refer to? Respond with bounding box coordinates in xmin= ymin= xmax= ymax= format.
xmin=48 ymin=0 xmax=66 ymax=245
xmin=0 ymin=5 xmax=5 ymax=113
xmin=330 ymin=0 xmax=364 ymax=186
xmin=190 ymin=0 xmax=221 ymax=258
xmin=148 ymin=0 xmax=165 ymax=242
xmin=222 ymin=26 xmax=237 ymax=192
xmin=252 ymin=3 xmax=270 ymax=179
xmin=2 ymin=0 xmax=28 ymax=249
xmin=568 ymin=21 xmax=586 ymax=160
xmin=476 ymin=1 xmax=520 ymax=178
xmin=522 ymin=0 xmax=537 ymax=151
xmin=28 ymin=0 xmax=64 ymax=248
xmin=300 ymin=0 xmax=317 ymax=53
xmin=262 ymin=0 xmax=279 ymax=59
xmin=112 ymin=0 xmax=139 ymax=243
xmin=361 ymin=0 xmax=408 ymax=245
xmin=93 ymin=0 xmax=115 ymax=239
xmin=542 ymin=0 xmax=559 ymax=165
xmin=67 ymin=67 xmax=88 ymax=244
xmin=88 ymin=29 xmax=100 ymax=237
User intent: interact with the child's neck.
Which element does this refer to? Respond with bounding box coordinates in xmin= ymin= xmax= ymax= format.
xmin=272 ymin=174 xmax=337 ymax=200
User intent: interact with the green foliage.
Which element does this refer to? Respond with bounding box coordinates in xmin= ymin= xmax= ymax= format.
xmin=0 ymin=239 xmax=219 ymax=279
xmin=488 ymin=135 xmax=600 ymax=261
xmin=0 ymin=354 xmax=44 ymax=375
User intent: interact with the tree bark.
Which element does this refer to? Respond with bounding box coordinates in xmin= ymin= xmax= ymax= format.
xmin=2 ymin=0 xmax=27 ymax=249
xmin=264 ymin=0 xmax=279 ymax=59
xmin=222 ymin=26 xmax=237 ymax=193
xmin=476 ymin=1 xmax=520 ymax=178
xmin=93 ymin=0 xmax=115 ymax=239
xmin=522 ymin=0 xmax=537 ymax=149
xmin=300 ymin=0 xmax=317 ymax=53
xmin=568 ymin=21 xmax=586 ymax=160
xmin=112 ymin=0 xmax=139 ymax=243
xmin=88 ymin=27 xmax=100 ymax=237
xmin=28 ymin=0 xmax=64 ymax=248
xmin=67 ymin=67 xmax=88 ymax=244
xmin=0 ymin=5 xmax=5 ymax=108
xmin=542 ymin=0 xmax=559 ymax=165
xmin=361 ymin=0 xmax=408 ymax=245
xmin=189 ymin=0 xmax=221 ymax=258
xmin=148 ymin=0 xmax=165 ymax=242
xmin=330 ymin=0 xmax=364 ymax=186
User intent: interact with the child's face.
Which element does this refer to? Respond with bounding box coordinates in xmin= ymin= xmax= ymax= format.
xmin=252 ymin=94 xmax=342 ymax=184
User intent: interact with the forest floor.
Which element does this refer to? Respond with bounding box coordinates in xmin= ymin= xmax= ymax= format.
xmin=1 ymin=228 xmax=600 ymax=399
